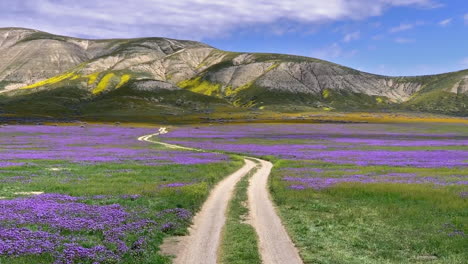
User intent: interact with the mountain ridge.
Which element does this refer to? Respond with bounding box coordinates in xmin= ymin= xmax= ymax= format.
xmin=0 ymin=27 xmax=466 ymax=117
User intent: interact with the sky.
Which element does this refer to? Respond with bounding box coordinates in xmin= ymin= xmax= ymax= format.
xmin=0 ymin=0 xmax=467 ymax=76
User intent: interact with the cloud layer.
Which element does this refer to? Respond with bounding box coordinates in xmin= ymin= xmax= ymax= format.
xmin=0 ymin=0 xmax=437 ymax=39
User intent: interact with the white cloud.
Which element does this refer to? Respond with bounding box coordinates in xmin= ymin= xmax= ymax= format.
xmin=343 ymin=31 xmax=360 ymax=42
xmin=311 ymin=43 xmax=358 ymax=60
xmin=394 ymin=37 xmax=415 ymax=43
xmin=0 ymin=0 xmax=440 ymax=39
xmin=464 ymin=13 xmax=468 ymax=24
xmin=438 ymin=18 xmax=452 ymax=26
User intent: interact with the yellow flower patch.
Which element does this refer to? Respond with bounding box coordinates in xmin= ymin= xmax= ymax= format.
xmin=92 ymin=73 xmax=115 ymax=94
xmin=21 ymin=72 xmax=77 ymax=89
xmin=116 ymin=74 xmax=131 ymax=89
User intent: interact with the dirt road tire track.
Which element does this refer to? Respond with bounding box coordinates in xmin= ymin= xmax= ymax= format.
xmin=139 ymin=131 xmax=303 ymax=264
xmin=173 ymin=159 xmax=255 ymax=264
xmin=248 ymin=158 xmax=303 ymax=264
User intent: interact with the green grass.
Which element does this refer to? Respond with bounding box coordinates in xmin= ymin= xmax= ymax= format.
xmin=230 ymin=83 xmax=398 ymax=111
xmin=405 ymin=90 xmax=467 ymax=116
xmin=0 ymin=156 xmax=243 ymax=206
xmin=270 ymin=161 xmax=468 ymax=264
xmin=163 ymin=122 xmax=467 ymax=263
xmin=399 ymin=69 xmax=468 ymax=116
xmin=0 ymin=81 xmax=231 ymax=121
xmin=0 ymin=155 xmax=244 ymax=264
xmin=0 ymin=86 xmax=89 ymax=116
xmin=219 ymin=162 xmax=261 ymax=264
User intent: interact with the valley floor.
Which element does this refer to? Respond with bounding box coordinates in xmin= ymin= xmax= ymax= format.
xmin=0 ymin=120 xmax=467 ymax=263
xmin=0 ymin=124 xmax=242 ymax=263
xmin=158 ymin=121 xmax=468 ymax=264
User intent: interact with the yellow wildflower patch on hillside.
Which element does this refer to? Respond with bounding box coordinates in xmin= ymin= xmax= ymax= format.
xmin=21 ymin=72 xmax=77 ymax=89
xmin=265 ymin=63 xmax=279 ymax=72
xmin=71 ymin=74 xmax=81 ymax=80
xmin=116 ymin=74 xmax=131 ymax=89
xmin=178 ymin=77 xmax=221 ymax=96
xmin=86 ymin=72 xmax=101 ymax=85
xmin=322 ymin=89 xmax=330 ymax=99
xmin=92 ymin=73 xmax=115 ymax=94
xmin=225 ymin=82 xmax=253 ymax=97
xmin=225 ymin=86 xmax=235 ymax=97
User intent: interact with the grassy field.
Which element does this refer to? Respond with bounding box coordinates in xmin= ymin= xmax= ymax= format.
xmin=271 ymin=161 xmax=467 ymax=263
xmin=0 ymin=124 xmax=243 ymax=264
xmin=158 ymin=122 xmax=468 ymax=263
xmin=0 ymin=161 xmax=242 ymax=264
xmin=1 ymin=121 xmax=466 ymax=263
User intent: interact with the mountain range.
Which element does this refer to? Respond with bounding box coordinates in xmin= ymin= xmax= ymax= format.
xmin=0 ymin=27 xmax=466 ymax=119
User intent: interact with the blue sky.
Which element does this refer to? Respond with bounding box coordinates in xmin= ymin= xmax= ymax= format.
xmin=0 ymin=0 xmax=467 ymax=76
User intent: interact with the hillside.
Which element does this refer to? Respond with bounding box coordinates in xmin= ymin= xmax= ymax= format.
xmin=0 ymin=27 xmax=466 ymax=118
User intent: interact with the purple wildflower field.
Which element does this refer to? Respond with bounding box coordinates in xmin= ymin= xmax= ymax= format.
xmin=283 ymin=171 xmax=468 ymax=190
xmin=0 ymin=124 xmax=237 ymax=263
xmin=158 ymin=122 xmax=467 ymax=262
xmin=0 ymin=193 xmax=192 ymax=263
xmin=0 ymin=124 xmax=229 ymax=165
xmin=160 ymin=123 xmax=468 ymax=167
xmin=159 ymin=123 xmax=468 ymax=190
xmin=1 ymin=122 xmax=466 ymax=262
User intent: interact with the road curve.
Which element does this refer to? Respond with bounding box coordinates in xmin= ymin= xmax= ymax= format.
xmin=137 ymin=131 xmax=199 ymax=151
xmin=248 ymin=158 xmax=303 ymax=264
xmin=138 ymin=130 xmax=303 ymax=264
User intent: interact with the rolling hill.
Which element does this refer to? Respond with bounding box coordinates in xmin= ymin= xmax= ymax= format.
xmin=0 ymin=27 xmax=466 ymax=119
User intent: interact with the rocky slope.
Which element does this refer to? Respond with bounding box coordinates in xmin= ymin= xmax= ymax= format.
xmin=0 ymin=27 xmax=466 ymax=116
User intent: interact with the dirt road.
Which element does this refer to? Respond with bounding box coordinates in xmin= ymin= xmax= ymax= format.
xmin=173 ymin=159 xmax=255 ymax=264
xmin=139 ymin=131 xmax=303 ymax=264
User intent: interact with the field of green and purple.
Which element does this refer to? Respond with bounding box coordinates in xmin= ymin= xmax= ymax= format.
xmin=0 ymin=124 xmax=241 ymax=264
xmin=0 ymin=122 xmax=467 ymax=263
xmin=158 ymin=122 xmax=468 ymax=263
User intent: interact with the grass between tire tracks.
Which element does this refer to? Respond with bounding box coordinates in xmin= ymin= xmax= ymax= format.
xmin=219 ymin=160 xmax=261 ymax=264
